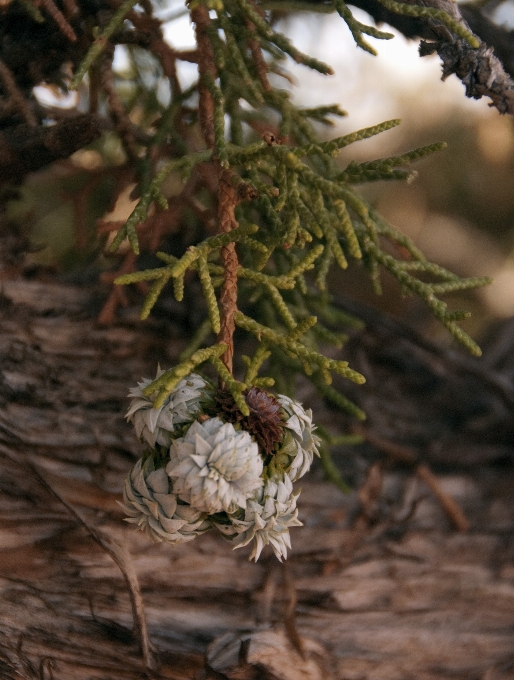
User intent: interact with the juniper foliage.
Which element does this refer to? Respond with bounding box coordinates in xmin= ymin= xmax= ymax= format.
xmin=63 ymin=0 xmax=490 ymax=481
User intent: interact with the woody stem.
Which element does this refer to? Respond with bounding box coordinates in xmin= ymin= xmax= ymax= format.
xmin=192 ymin=4 xmax=239 ymax=377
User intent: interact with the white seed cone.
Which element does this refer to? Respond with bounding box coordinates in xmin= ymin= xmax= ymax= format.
xmin=126 ymin=370 xmax=213 ymax=448
xmin=274 ymin=395 xmax=320 ymax=482
xmin=119 ymin=456 xmax=211 ymax=544
xmin=215 ymin=476 xmax=302 ymax=562
xmin=167 ymin=417 xmax=264 ymax=514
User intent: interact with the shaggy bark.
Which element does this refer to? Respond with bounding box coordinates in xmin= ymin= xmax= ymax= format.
xmin=0 ymin=279 xmax=513 ymax=679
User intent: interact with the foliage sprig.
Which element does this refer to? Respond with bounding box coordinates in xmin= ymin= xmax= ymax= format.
xmin=98 ymin=0 xmax=490 ymax=450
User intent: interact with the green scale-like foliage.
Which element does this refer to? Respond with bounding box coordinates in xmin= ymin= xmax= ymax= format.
xmin=70 ymin=0 xmax=490 ymax=427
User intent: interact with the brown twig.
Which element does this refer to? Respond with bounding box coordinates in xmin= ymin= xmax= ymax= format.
xmin=0 ymin=114 xmax=102 ymax=183
xmin=26 ymin=463 xmax=155 ymax=671
xmin=417 ymin=463 xmax=470 ymax=532
xmin=217 ymin=170 xmax=239 ymax=375
xmin=281 ymin=563 xmax=306 ymax=661
xmin=352 ymin=423 xmax=418 ymax=464
xmin=192 ymin=4 xmax=241 ymax=376
xmin=100 ymin=53 xmax=138 ymax=161
xmin=175 ymin=50 xmax=200 ymax=63
xmin=357 ymin=461 xmax=383 ymax=523
xmin=191 ymin=4 xmax=217 ymax=149
xmin=246 ymin=17 xmax=271 ymax=92
xmin=63 ymin=174 xmax=103 ymax=252
xmin=98 ymin=251 xmax=137 ymax=325
xmin=420 ymin=38 xmax=514 ymax=115
xmin=61 ymin=0 xmax=79 ymax=19
xmin=0 ymin=60 xmax=38 ymax=127
xmin=38 ymin=0 xmax=77 ymax=42
xmin=128 ymin=12 xmax=183 ymax=98
xmin=254 ymin=560 xmax=279 ymax=624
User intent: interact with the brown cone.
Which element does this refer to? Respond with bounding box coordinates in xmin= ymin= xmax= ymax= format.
xmin=207 ymin=387 xmax=284 ymax=458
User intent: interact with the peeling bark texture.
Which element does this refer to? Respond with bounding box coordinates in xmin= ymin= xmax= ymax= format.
xmin=420 ymin=38 xmax=514 ymax=115
xmin=460 ymin=3 xmax=514 ymax=81
xmin=192 ymin=4 xmax=217 ymax=150
xmin=1 ymin=279 xmax=514 ymax=679
xmin=217 ymin=170 xmax=239 ymax=375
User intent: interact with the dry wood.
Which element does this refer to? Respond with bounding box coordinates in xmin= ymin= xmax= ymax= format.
xmin=417 ymin=463 xmax=470 ymax=532
xmin=0 ymin=280 xmax=513 ymax=679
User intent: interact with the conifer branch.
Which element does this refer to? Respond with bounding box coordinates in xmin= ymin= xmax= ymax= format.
xmin=84 ymin=0 xmax=491 ymax=434
xmin=143 ymin=344 xmax=227 ymax=409
xmin=233 ymin=0 xmax=334 ymax=73
xmin=69 ymin=0 xmax=139 ymax=89
xmin=235 ymin=312 xmax=366 ymax=384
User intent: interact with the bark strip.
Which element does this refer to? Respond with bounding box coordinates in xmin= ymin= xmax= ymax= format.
xmin=217 ymin=170 xmax=239 ymax=375
xmin=192 ymin=5 xmax=240 ymax=376
xmin=191 ymin=4 xmax=217 ymax=149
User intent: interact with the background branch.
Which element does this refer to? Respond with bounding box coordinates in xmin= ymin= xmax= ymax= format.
xmin=272 ymin=0 xmax=514 ymax=115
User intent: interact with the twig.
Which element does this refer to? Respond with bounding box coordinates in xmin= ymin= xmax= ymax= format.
xmin=98 ymin=251 xmax=138 ymax=324
xmin=460 ymin=3 xmax=514 ymax=79
xmin=100 ymin=52 xmax=138 ymax=160
xmin=417 ymin=463 xmax=470 ymax=531
xmin=0 ymin=114 xmax=101 ymax=182
xmin=69 ymin=0 xmax=139 ymax=89
xmin=358 ymin=461 xmax=383 ymax=523
xmin=28 ymin=463 xmax=155 ymax=671
xmin=217 ymin=169 xmax=239 ymax=375
xmin=64 ymin=174 xmax=102 ymax=252
xmin=420 ymin=37 xmax=514 ymax=115
xmin=281 ymin=563 xmax=306 ymax=661
xmin=175 ymin=49 xmax=200 ymax=63
xmin=61 ymin=0 xmax=79 ymax=19
xmin=192 ymin=4 xmax=240 ymax=376
xmin=246 ymin=5 xmax=272 ymax=92
xmin=254 ymin=560 xmax=279 ymax=624
xmin=191 ymin=4 xmax=217 ymax=149
xmin=352 ymin=423 xmax=418 ymax=464
xmin=0 ymin=60 xmax=38 ymax=127
xmin=127 ymin=12 xmax=183 ymax=98
xmin=39 ymin=0 xmax=77 ymax=41
xmin=274 ymin=0 xmax=514 ymax=115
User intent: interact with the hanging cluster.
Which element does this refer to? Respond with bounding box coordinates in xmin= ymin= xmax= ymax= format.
xmin=120 ymin=371 xmax=320 ymax=561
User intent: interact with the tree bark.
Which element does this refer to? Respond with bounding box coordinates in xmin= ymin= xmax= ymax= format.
xmin=0 ymin=279 xmax=513 ymax=679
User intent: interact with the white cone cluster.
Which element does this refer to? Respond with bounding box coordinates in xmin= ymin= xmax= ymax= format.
xmin=274 ymin=395 xmax=321 ymax=482
xmin=120 ymin=457 xmax=211 ymax=543
xmin=167 ymin=418 xmax=264 ymax=514
xmin=214 ymin=476 xmax=302 ymax=561
xmin=121 ymin=371 xmax=319 ymax=561
xmin=126 ymin=370 xmax=213 ymax=447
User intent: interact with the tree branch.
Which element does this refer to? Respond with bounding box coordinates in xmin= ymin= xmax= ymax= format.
xmin=271 ymin=0 xmax=514 ymax=115
xmin=0 ymin=114 xmax=101 ymax=183
xmin=351 ymin=0 xmax=514 ymax=114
